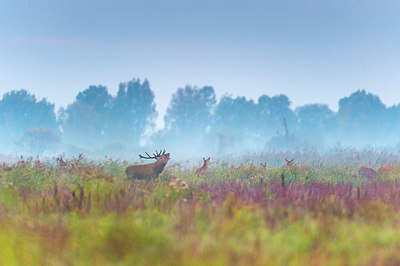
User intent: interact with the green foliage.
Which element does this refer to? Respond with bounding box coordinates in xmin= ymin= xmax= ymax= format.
xmin=0 ymin=90 xmax=58 ymax=151
xmin=60 ymin=79 xmax=157 ymax=151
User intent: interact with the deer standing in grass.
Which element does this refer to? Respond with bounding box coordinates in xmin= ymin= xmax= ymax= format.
xmin=377 ymin=166 xmax=395 ymax=177
xmin=285 ymin=159 xmax=310 ymax=174
xmin=358 ymin=167 xmax=377 ymax=179
xmin=196 ymin=157 xmax=211 ymax=175
xmin=285 ymin=159 xmax=295 ymax=168
xmin=125 ymin=149 xmax=170 ymax=180
xmin=2 ymin=163 xmax=12 ymax=171
xmin=70 ymin=154 xmax=95 ymax=176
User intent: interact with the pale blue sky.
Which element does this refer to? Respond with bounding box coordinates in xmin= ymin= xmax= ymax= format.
xmin=1 ymin=0 xmax=400 ymax=127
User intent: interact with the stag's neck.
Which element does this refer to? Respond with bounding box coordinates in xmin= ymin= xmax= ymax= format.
xmin=154 ymin=161 xmax=168 ymax=173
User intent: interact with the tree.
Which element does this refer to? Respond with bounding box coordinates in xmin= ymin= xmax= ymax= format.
xmin=387 ymin=104 xmax=400 ymax=142
xmin=60 ymin=85 xmax=112 ymax=149
xmin=257 ymin=94 xmax=298 ymax=138
xmin=162 ymin=85 xmax=216 ymax=153
xmin=213 ymin=95 xmax=258 ymax=153
xmin=16 ymin=128 xmax=61 ymax=155
xmin=110 ymin=79 xmax=157 ymax=147
xmin=0 ymin=90 xmax=58 ymax=151
xmin=335 ymin=90 xmax=389 ymax=145
xmin=297 ymin=104 xmax=334 ymax=129
xmin=60 ymin=80 xmax=158 ymax=152
xmin=296 ymin=104 xmax=334 ymax=144
xmin=76 ymin=85 xmax=112 ymax=113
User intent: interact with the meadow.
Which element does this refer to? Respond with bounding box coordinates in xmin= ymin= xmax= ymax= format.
xmin=0 ymin=151 xmax=400 ymax=265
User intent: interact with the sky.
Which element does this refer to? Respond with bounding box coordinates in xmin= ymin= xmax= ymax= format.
xmin=1 ymin=0 xmax=400 ymax=128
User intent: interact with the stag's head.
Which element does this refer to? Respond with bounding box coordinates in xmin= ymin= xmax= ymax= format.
xmin=285 ymin=159 xmax=294 ymax=169
xmin=203 ymin=157 xmax=211 ymax=166
xmin=160 ymin=152 xmax=171 ymax=163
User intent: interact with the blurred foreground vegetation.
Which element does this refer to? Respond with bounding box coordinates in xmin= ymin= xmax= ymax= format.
xmin=1 ymin=153 xmax=400 ymax=265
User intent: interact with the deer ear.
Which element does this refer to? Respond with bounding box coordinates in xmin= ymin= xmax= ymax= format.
xmin=290 ymin=159 xmax=294 ymax=163
xmin=285 ymin=159 xmax=289 ymax=163
xmin=207 ymin=157 xmax=210 ymax=160
xmin=203 ymin=157 xmax=205 ymax=160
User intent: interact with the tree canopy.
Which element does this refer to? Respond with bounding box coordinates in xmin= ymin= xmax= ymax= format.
xmin=0 ymin=82 xmax=399 ymax=156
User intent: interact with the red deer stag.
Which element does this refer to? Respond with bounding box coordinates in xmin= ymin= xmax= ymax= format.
xmin=125 ymin=149 xmax=170 ymax=180
xmin=196 ymin=157 xmax=211 ymax=175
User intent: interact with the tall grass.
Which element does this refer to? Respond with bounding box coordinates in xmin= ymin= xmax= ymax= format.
xmin=0 ymin=152 xmax=400 ymax=265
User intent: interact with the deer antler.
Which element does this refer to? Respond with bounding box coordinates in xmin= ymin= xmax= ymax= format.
xmin=139 ymin=149 xmax=167 ymax=160
xmin=153 ymin=149 xmax=163 ymax=158
xmin=139 ymin=152 xmax=155 ymax=160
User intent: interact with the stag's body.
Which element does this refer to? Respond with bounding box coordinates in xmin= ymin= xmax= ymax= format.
xmin=196 ymin=157 xmax=211 ymax=175
xmin=125 ymin=160 xmax=167 ymax=180
xmin=125 ymin=150 xmax=170 ymax=180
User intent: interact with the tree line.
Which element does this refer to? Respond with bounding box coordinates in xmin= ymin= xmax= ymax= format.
xmin=1 ymin=78 xmax=399 ymax=157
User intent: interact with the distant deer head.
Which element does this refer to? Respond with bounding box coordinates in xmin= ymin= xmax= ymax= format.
xmin=260 ymin=162 xmax=267 ymax=168
xmin=285 ymin=158 xmax=310 ymax=174
xmin=196 ymin=157 xmax=211 ymax=175
xmin=2 ymin=163 xmax=12 ymax=171
xmin=285 ymin=159 xmax=294 ymax=169
xmin=125 ymin=149 xmax=170 ymax=180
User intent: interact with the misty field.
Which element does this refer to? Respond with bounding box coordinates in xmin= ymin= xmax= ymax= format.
xmin=1 ymin=152 xmax=400 ymax=265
